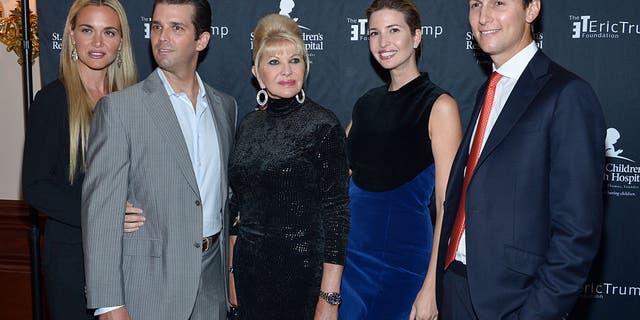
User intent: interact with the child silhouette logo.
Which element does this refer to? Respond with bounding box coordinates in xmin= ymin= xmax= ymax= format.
xmin=606 ymin=128 xmax=634 ymax=162
xmin=279 ymin=0 xmax=298 ymax=22
xmin=278 ymin=0 xmax=309 ymax=29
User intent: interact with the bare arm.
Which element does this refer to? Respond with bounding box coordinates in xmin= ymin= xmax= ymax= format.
xmin=345 ymin=120 xmax=352 ymax=137
xmin=228 ymin=234 xmax=238 ymax=307
xmin=410 ymin=94 xmax=462 ymax=320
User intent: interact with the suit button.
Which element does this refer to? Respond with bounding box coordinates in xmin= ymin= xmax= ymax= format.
xmin=194 ymin=242 xmax=201 ymax=248
xmin=195 ymin=200 xmax=201 ymax=206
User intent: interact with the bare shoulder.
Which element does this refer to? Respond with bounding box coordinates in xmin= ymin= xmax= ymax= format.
xmin=431 ymin=94 xmax=460 ymax=122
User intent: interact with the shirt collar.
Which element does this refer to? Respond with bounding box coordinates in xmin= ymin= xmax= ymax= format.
xmin=493 ymin=41 xmax=538 ymax=80
xmin=156 ymin=68 xmax=206 ymax=99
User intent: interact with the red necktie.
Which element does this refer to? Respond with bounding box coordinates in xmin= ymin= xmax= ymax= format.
xmin=445 ymin=72 xmax=502 ymax=269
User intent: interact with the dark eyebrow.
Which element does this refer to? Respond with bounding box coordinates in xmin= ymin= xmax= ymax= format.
xmin=169 ymin=22 xmax=186 ymax=28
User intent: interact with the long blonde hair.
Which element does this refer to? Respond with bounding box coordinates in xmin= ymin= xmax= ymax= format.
xmin=59 ymin=0 xmax=137 ymax=183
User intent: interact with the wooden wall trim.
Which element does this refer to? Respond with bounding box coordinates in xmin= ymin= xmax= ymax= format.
xmin=0 ymin=200 xmax=44 ymax=273
xmin=0 ymin=199 xmax=47 ymax=319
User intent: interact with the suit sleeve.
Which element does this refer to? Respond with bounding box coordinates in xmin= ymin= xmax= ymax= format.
xmin=22 ymin=86 xmax=81 ymax=226
xmin=317 ymin=122 xmax=350 ymax=265
xmin=518 ymin=79 xmax=605 ymax=319
xmin=81 ymin=95 xmax=130 ymax=308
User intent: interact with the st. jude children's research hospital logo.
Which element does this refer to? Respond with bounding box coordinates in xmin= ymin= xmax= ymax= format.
xmin=249 ymin=1 xmax=325 ymax=58
xmin=570 ymin=14 xmax=640 ymax=39
xmin=604 ymin=128 xmax=639 ymax=198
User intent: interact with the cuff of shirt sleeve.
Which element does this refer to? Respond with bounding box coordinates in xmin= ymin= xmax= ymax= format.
xmin=95 ymin=305 xmax=124 ymax=316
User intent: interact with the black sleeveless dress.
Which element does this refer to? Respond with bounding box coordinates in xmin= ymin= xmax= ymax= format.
xmin=340 ymin=73 xmax=447 ymax=319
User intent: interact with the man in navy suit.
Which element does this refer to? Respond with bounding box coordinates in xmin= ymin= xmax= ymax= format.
xmin=437 ymin=0 xmax=605 ymax=319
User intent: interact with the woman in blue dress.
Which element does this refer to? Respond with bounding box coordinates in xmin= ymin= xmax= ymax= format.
xmin=339 ymin=0 xmax=462 ymax=319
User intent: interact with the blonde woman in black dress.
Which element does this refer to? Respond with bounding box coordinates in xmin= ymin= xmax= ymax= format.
xmin=22 ymin=0 xmax=136 ymax=318
xmin=227 ymin=14 xmax=350 ymax=320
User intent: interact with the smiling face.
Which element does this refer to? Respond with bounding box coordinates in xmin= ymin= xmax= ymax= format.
xmin=70 ymin=5 xmax=122 ymax=72
xmin=468 ymin=0 xmax=540 ymax=67
xmin=253 ymin=40 xmax=305 ymax=100
xmin=150 ymin=3 xmax=210 ymax=76
xmin=368 ymin=8 xmax=421 ymax=73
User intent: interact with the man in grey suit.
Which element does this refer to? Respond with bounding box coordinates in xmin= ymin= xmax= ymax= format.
xmin=82 ymin=0 xmax=236 ymax=319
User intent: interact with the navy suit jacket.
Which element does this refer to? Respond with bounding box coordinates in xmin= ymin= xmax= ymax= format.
xmin=437 ymin=51 xmax=605 ymax=319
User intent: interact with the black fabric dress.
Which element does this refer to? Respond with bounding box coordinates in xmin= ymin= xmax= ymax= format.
xmin=228 ymin=96 xmax=350 ymax=320
xmin=22 ymin=79 xmax=95 ymax=319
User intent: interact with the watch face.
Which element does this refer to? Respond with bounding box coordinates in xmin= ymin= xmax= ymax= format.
xmin=326 ymin=292 xmax=342 ymax=305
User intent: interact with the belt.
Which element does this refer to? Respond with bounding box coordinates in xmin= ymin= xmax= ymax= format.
xmin=202 ymin=232 xmax=220 ymax=252
xmin=449 ymin=260 xmax=467 ymax=278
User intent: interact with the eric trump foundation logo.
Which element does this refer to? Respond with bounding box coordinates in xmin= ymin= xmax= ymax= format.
xmin=604 ymin=128 xmax=639 ymax=198
xmin=348 ymin=18 xmax=444 ymax=42
xmin=570 ymin=15 xmax=640 ymax=39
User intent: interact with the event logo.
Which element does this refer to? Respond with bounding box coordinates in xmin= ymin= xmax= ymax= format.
xmin=464 ymin=31 xmax=544 ymax=64
xmin=51 ymin=32 xmax=62 ymax=50
xmin=581 ymin=281 xmax=640 ymax=299
xmin=604 ymin=128 xmax=639 ymax=198
xmin=348 ymin=18 xmax=444 ymax=41
xmin=250 ymin=1 xmax=325 ymax=59
xmin=141 ymin=16 xmax=230 ymax=40
xmin=570 ymin=15 xmax=640 ymax=39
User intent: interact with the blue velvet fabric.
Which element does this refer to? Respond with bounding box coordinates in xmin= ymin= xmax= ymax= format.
xmin=339 ymin=165 xmax=435 ymax=319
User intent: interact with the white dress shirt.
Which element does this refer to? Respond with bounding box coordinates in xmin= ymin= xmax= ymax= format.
xmin=455 ymin=42 xmax=539 ymax=264
xmin=157 ymin=68 xmax=223 ymax=237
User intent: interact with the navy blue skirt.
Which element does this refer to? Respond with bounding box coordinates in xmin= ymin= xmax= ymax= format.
xmin=339 ymin=165 xmax=435 ymax=319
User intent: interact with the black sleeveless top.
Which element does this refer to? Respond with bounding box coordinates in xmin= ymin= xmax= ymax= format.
xmin=347 ymin=73 xmax=446 ymax=192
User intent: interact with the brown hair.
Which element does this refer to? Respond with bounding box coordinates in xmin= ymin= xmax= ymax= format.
xmin=153 ymin=0 xmax=212 ymax=40
xmin=366 ymin=0 xmax=422 ymax=58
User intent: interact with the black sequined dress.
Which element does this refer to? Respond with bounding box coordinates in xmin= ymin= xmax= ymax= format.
xmin=228 ymin=96 xmax=350 ymax=319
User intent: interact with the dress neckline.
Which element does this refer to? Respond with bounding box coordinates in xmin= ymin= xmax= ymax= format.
xmin=266 ymin=95 xmax=302 ymax=117
xmin=386 ymin=73 xmax=429 ymax=96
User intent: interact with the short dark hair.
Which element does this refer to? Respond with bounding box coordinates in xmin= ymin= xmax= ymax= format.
xmin=153 ymin=0 xmax=211 ymax=40
xmin=366 ymin=0 xmax=422 ymax=59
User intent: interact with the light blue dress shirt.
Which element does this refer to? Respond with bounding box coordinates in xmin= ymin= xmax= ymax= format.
xmin=157 ymin=68 xmax=223 ymax=237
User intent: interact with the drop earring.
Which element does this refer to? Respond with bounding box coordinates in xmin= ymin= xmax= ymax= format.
xmin=116 ymin=50 xmax=122 ymax=68
xmin=71 ymin=45 xmax=78 ymax=62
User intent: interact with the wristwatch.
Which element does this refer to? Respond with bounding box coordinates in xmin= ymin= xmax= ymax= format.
xmin=319 ymin=290 xmax=342 ymax=305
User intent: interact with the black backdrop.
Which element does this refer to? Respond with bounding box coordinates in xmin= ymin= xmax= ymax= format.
xmin=36 ymin=1 xmax=640 ymax=318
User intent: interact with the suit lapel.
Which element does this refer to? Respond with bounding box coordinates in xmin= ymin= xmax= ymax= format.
xmin=475 ymin=52 xmax=552 ymax=171
xmin=204 ymin=85 xmax=230 ymax=197
xmin=142 ymin=71 xmax=200 ymax=196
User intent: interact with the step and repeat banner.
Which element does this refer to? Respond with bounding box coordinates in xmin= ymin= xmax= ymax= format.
xmin=36 ymin=1 xmax=639 ymax=318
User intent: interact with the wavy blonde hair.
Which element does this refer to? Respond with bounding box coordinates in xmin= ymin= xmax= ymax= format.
xmin=59 ymin=0 xmax=137 ymax=183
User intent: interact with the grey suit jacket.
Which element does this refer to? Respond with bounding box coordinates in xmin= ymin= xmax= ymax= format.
xmin=82 ymin=70 xmax=237 ymax=319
